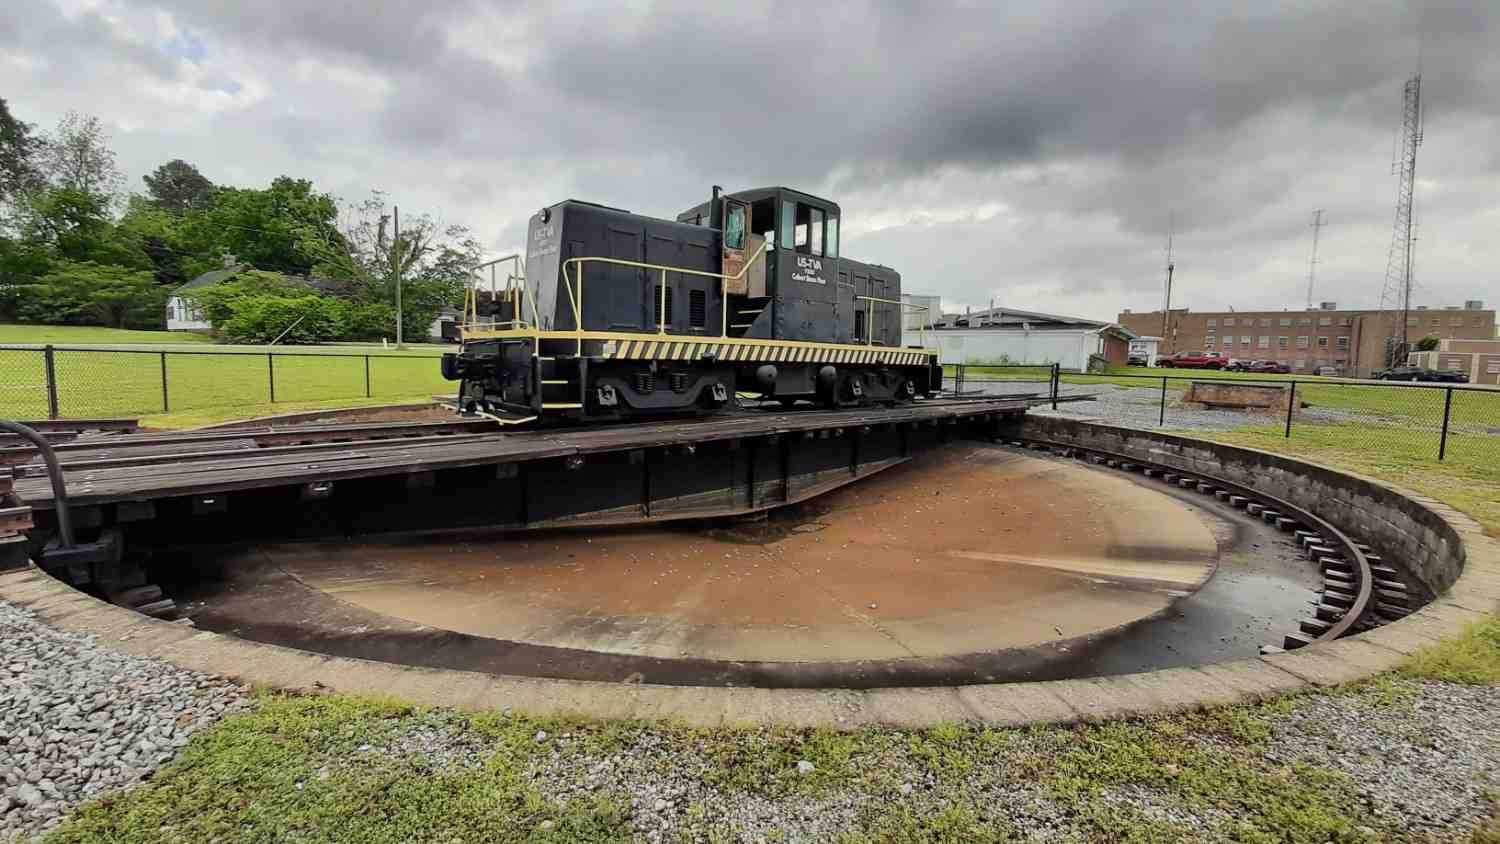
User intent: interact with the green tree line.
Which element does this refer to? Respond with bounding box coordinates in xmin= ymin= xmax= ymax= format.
xmin=0 ymin=99 xmax=480 ymax=343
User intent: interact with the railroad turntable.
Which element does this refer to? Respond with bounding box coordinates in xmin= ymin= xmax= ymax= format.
xmin=148 ymin=439 xmax=1329 ymax=688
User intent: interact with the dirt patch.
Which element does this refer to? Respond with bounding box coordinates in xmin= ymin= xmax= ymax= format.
xmin=271 ymin=446 xmax=1219 ymax=662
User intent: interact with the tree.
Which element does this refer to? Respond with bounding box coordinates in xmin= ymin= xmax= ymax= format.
xmin=38 ymin=111 xmax=125 ymax=201
xmin=307 ymin=191 xmax=481 ymax=342
xmin=16 ymin=186 xmax=149 ymax=268
xmin=143 ymin=159 xmax=214 ymax=212
xmin=15 ymin=261 xmax=163 ymax=328
xmin=0 ymin=98 xmax=44 ymax=216
xmin=195 ymin=177 xmax=338 ymax=276
xmin=1415 ymin=334 xmax=1441 ymax=352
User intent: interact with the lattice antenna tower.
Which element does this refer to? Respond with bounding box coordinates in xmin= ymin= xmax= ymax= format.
xmin=1304 ymin=209 xmax=1324 ymax=309
xmin=1379 ymin=74 xmax=1423 ymax=365
xmin=1159 ymin=214 xmax=1175 ymax=348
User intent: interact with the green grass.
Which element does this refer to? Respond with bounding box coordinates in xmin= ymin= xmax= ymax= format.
xmin=48 ymin=695 xmax=631 ymax=844
xmin=49 ymin=693 xmax=1409 ymax=843
xmin=0 ymin=345 xmax=451 ymax=420
xmin=1197 ymin=424 xmax=1500 ymax=534
xmin=1401 ymin=616 xmax=1500 ymax=685
xmin=0 ymin=324 xmax=217 ymax=345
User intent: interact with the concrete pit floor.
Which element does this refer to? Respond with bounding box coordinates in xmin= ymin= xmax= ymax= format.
xmin=167 ymin=445 xmax=1323 ymax=688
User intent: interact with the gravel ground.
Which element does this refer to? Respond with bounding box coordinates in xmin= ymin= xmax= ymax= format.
xmin=0 ymin=602 xmax=247 ymax=842
xmin=349 ymin=680 xmax=1499 ymax=842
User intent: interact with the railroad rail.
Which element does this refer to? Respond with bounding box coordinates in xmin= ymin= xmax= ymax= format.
xmin=1002 ymin=436 xmax=1413 ymax=650
xmin=11 ymin=398 xmax=1032 ymax=509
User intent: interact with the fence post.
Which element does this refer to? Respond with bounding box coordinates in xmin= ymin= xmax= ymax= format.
xmin=1158 ymin=376 xmax=1167 ymax=426
xmin=43 ymin=345 xmax=60 ymax=420
xmin=267 ymin=353 xmax=276 ymax=403
xmin=364 ymin=355 xmax=372 ymax=398
xmin=1284 ymin=380 xmax=1296 ymax=438
xmin=159 ymin=352 xmax=170 ymax=412
xmin=1438 ymin=387 xmax=1453 ymax=461
xmin=1051 ymin=363 xmax=1059 ymax=410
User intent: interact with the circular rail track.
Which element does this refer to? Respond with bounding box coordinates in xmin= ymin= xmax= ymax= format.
xmin=1000 ymin=436 xmax=1413 ymax=651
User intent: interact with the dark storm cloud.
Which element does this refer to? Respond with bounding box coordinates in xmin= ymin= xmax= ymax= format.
xmin=5 ymin=0 xmax=1498 ymax=318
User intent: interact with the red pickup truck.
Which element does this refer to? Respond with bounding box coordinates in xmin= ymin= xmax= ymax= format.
xmin=1155 ymin=351 xmax=1226 ymax=369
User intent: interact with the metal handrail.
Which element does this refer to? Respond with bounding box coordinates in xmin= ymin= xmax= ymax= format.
xmin=558 ymin=241 xmax=771 ymax=344
xmin=855 ymin=296 xmax=931 ymax=349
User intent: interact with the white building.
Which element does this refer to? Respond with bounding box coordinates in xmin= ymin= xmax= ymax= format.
xmin=903 ymin=303 xmax=1136 ymax=372
xmin=1128 ymin=335 xmax=1162 ymax=366
xmin=165 ymin=268 xmax=239 ymax=331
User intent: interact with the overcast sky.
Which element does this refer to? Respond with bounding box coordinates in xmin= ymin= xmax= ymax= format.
xmin=4 ymin=0 xmax=1497 ymax=321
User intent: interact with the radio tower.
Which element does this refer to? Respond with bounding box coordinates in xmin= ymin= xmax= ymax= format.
xmin=1379 ymin=74 xmax=1423 ymax=366
xmin=1160 ymin=215 xmax=1175 ymax=352
xmin=1304 ymin=210 xmax=1324 ymax=309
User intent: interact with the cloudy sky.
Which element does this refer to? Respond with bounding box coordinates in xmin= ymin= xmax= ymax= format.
xmin=4 ymin=0 xmax=1497 ymax=321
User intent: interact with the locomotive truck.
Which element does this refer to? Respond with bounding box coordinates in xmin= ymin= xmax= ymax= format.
xmin=442 ymin=186 xmax=942 ymax=422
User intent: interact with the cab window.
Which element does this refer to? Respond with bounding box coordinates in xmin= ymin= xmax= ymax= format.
xmin=826 ymin=215 xmax=839 ymax=258
xmin=724 ymin=203 xmax=746 ymax=250
xmin=793 ymin=203 xmax=826 ymax=256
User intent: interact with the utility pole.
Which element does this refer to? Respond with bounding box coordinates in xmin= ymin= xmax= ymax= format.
xmin=1160 ymin=215 xmax=1175 ymax=353
xmin=393 ymin=204 xmax=403 ymax=348
xmin=1305 ymin=209 xmax=1324 ymax=310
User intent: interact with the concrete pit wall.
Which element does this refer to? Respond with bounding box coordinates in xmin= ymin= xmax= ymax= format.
xmin=1008 ymin=416 xmax=1462 ymax=599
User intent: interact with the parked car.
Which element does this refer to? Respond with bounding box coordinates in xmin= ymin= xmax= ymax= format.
xmin=1242 ymin=360 xmax=1290 ymax=374
xmin=1127 ymin=354 xmax=1149 ymax=367
xmin=1313 ymin=365 xmax=1341 ymax=377
xmin=1374 ymin=366 xmax=1468 ymax=383
xmin=1155 ymin=351 xmax=1226 ymax=369
xmin=1223 ymin=358 xmax=1251 ymax=372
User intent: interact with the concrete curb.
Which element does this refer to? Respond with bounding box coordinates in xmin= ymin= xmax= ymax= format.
xmin=2 ymin=425 xmax=1494 ymax=730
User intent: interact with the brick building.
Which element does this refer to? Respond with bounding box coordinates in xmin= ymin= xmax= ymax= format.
xmin=1117 ymin=302 xmax=1495 ymax=376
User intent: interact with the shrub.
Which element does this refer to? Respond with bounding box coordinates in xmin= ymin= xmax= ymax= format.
xmin=220 ymin=294 xmax=346 ymax=344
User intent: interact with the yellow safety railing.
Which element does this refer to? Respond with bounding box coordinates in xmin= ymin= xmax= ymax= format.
xmin=554 ymin=240 xmax=771 ymax=354
xmin=855 ymin=295 xmax=931 ymax=349
xmin=464 ymin=254 xmax=530 ymax=331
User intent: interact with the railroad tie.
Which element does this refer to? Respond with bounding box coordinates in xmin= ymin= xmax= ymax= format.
xmin=1283 ymin=631 xmax=1316 ymax=650
xmin=1245 ymin=502 xmax=1265 ymax=516
xmin=1313 ymin=602 xmax=1347 ymax=622
xmin=1299 ymin=617 xmax=1334 ymax=636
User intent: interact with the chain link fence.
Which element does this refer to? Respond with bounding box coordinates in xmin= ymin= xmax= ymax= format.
xmin=947 ymin=364 xmax=1500 ymax=465
xmin=0 ymin=345 xmax=452 ymax=420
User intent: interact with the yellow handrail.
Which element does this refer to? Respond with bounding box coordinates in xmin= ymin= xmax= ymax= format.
xmin=855 ymin=295 xmax=930 ymax=349
xmin=560 ymin=240 xmax=769 ymax=339
xmin=468 ymin=243 xmax=941 ymax=357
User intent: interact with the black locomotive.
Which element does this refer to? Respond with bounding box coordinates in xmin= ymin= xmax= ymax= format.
xmin=442 ymin=186 xmax=941 ymax=421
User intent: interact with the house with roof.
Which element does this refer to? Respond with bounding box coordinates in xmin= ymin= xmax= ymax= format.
xmin=900 ymin=297 xmax=1137 ymax=371
xmin=165 ymin=265 xmax=349 ymax=332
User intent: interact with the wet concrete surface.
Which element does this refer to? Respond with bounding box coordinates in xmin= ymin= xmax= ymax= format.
xmin=162 ymin=444 xmax=1321 ymax=688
